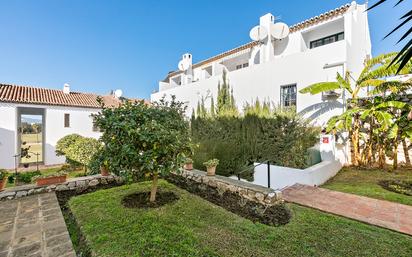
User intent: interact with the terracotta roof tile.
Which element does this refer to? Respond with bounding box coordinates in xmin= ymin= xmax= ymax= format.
xmin=0 ymin=83 xmax=131 ymax=108
xmin=165 ymin=3 xmax=351 ymax=80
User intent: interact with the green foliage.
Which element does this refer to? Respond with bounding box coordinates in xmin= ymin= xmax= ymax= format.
xmin=55 ymin=134 xmax=84 ymax=168
xmin=216 ymin=70 xmax=238 ymax=117
xmin=56 ymin=134 xmax=83 ymax=156
xmin=65 ymin=137 xmax=101 ymax=168
xmin=184 ymin=157 xmax=193 ymax=164
xmin=203 ymin=159 xmax=219 ymax=168
xmin=0 ymin=169 xmax=6 ymax=180
xmin=56 ymin=134 xmax=101 ymax=171
xmin=16 ymin=171 xmax=41 ymax=184
xmin=94 ymin=97 xmax=192 ymax=181
xmin=31 ymin=171 xmax=67 ymax=182
xmin=192 ymin=113 xmax=319 ymax=176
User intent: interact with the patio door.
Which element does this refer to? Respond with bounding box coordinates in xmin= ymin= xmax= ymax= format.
xmin=17 ymin=107 xmax=45 ymax=166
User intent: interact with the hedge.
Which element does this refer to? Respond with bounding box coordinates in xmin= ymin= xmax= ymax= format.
xmin=191 ymin=114 xmax=319 ymax=176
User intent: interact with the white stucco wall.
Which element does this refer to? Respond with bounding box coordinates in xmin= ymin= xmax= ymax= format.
xmin=246 ymin=160 xmax=342 ymax=190
xmin=0 ymin=102 xmax=17 ymax=169
xmin=152 ymin=40 xmax=348 ymax=126
xmin=0 ymin=102 xmax=101 ymax=169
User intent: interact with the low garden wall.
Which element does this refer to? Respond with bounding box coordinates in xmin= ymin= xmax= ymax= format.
xmin=236 ymin=160 xmax=342 ymax=190
xmin=0 ymin=174 xmax=125 ymax=201
xmin=168 ymin=169 xmax=291 ymax=226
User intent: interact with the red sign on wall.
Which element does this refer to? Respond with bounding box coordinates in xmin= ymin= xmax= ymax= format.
xmin=322 ymin=137 xmax=329 ymax=144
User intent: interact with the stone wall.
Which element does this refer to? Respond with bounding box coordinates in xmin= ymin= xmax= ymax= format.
xmin=168 ymin=169 xmax=291 ymax=226
xmin=0 ymin=175 xmax=124 ymax=201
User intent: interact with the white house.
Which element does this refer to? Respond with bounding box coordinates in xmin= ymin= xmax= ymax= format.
xmin=0 ymin=83 xmax=128 ymax=170
xmin=151 ymin=2 xmax=372 ymax=126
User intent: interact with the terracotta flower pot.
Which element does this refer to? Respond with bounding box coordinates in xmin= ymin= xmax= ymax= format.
xmin=0 ymin=179 xmax=6 ymax=192
xmin=184 ymin=163 xmax=193 ymax=170
xmin=100 ymin=166 xmax=110 ymax=176
xmin=36 ymin=175 xmax=67 ymax=186
xmin=206 ymin=166 xmax=216 ymax=176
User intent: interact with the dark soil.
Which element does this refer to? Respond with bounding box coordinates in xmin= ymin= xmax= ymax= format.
xmin=122 ymin=191 xmax=179 ymax=209
xmin=378 ymin=180 xmax=412 ymax=196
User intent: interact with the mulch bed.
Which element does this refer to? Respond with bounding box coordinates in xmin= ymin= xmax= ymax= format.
xmin=122 ymin=191 xmax=179 ymax=209
xmin=378 ymin=180 xmax=412 ymax=196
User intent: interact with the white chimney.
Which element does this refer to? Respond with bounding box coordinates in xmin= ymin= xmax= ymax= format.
xmin=63 ymin=83 xmax=70 ymax=94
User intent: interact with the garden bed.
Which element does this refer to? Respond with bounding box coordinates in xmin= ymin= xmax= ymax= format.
xmin=66 ymin=180 xmax=412 ymax=257
xmin=322 ymin=167 xmax=412 ymax=206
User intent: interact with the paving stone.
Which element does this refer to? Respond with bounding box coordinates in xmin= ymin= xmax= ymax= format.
xmin=47 ymin=242 xmax=75 ymax=257
xmin=282 ymin=184 xmax=412 ymax=236
xmin=0 ymin=241 xmax=10 ymax=252
xmin=44 ymin=226 xmax=68 ymax=238
xmin=0 ymin=193 xmax=76 ymax=256
xmin=10 ymin=242 xmax=41 ymax=257
xmin=46 ymin=233 xmax=71 ymax=248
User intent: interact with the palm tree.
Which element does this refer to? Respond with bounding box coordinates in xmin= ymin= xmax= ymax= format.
xmin=367 ymin=0 xmax=411 ymax=73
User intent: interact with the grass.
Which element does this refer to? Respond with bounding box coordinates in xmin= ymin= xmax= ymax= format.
xmin=68 ymin=180 xmax=412 ymax=257
xmin=21 ymin=133 xmax=43 ymax=163
xmin=21 ymin=133 xmax=42 ymax=144
xmin=323 ymin=167 xmax=412 ymax=206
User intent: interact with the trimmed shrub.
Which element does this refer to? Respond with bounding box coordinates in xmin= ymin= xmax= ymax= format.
xmin=56 ymin=134 xmax=83 ymax=168
xmin=191 ymin=113 xmax=319 ymax=176
xmin=65 ymin=137 xmax=102 ymax=171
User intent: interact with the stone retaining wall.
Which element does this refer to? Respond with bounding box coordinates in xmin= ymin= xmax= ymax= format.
xmin=168 ymin=169 xmax=291 ymax=226
xmin=0 ymin=175 xmax=124 ymax=201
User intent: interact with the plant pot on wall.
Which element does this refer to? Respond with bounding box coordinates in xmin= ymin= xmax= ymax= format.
xmin=206 ymin=166 xmax=217 ymax=176
xmin=203 ymin=159 xmax=219 ymax=176
xmin=100 ymin=166 xmax=110 ymax=176
xmin=35 ymin=175 xmax=67 ymax=186
xmin=184 ymin=163 xmax=193 ymax=170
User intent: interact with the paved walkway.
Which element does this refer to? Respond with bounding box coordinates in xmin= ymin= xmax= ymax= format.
xmin=282 ymin=184 xmax=412 ymax=236
xmin=0 ymin=193 xmax=76 ymax=257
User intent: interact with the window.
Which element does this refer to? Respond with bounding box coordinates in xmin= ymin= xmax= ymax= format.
xmin=64 ymin=113 xmax=70 ymax=128
xmin=236 ymin=63 xmax=249 ymax=70
xmin=310 ymin=32 xmax=344 ymax=49
xmin=280 ymin=84 xmax=297 ymax=107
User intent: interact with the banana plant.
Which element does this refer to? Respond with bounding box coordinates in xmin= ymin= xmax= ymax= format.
xmin=300 ymin=53 xmax=410 ymax=166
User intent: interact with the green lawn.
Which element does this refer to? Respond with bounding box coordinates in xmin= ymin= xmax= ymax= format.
xmin=323 ymin=167 xmax=412 ymax=206
xmin=21 ymin=133 xmax=42 ymax=144
xmin=68 ymin=180 xmax=412 ymax=257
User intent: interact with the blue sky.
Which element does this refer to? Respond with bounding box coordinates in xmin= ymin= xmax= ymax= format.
xmin=0 ymin=0 xmax=408 ymax=99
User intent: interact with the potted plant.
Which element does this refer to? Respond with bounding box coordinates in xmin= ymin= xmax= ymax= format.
xmin=183 ymin=157 xmax=193 ymax=170
xmin=203 ymin=159 xmax=219 ymax=176
xmin=100 ymin=161 xmax=110 ymax=176
xmin=0 ymin=170 xmax=7 ymax=191
xmin=32 ymin=172 xmax=67 ymax=186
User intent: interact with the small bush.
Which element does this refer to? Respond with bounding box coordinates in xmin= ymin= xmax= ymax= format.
xmin=0 ymin=169 xmax=6 ymax=180
xmin=191 ymin=113 xmax=319 ymax=176
xmin=65 ymin=137 xmax=101 ymax=170
xmin=16 ymin=171 xmax=41 ymax=184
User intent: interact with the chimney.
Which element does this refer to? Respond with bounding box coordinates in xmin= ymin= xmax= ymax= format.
xmin=63 ymin=83 xmax=70 ymax=94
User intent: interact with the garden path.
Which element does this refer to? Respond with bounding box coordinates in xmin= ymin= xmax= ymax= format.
xmin=0 ymin=193 xmax=75 ymax=257
xmin=282 ymin=184 xmax=412 ymax=236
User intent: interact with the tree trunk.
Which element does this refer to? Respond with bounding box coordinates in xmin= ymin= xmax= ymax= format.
xmin=378 ymin=140 xmax=385 ymax=169
xmin=402 ymin=138 xmax=411 ymax=167
xmin=393 ymin=140 xmax=399 ymax=170
xmin=352 ymin=117 xmax=361 ymax=166
xmin=149 ymin=173 xmax=159 ymax=203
